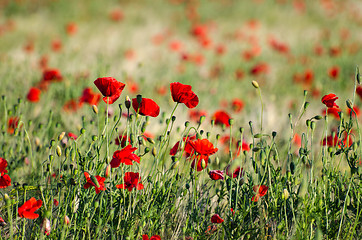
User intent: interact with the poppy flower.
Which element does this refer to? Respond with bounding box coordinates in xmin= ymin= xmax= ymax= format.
xmin=0 ymin=173 xmax=11 ymax=188
xmin=322 ymin=133 xmax=338 ymax=147
xmin=188 ymin=109 xmax=207 ymax=123
xmin=169 ymin=135 xmax=196 ymax=156
xmin=252 ymin=185 xmax=268 ymax=202
xmin=79 ymin=88 xmax=101 ymax=106
xmin=53 ymin=199 xmax=59 ymax=207
xmin=321 ymin=94 xmax=338 ymax=108
xmin=328 ymin=66 xmax=339 ymax=79
xmin=212 ymin=110 xmax=231 ymax=127
xmin=142 ymin=235 xmax=161 ymax=240
xmin=356 ymin=86 xmax=362 ymax=100
xmin=226 ymin=165 xmax=243 ymax=178
xmin=187 ymin=139 xmax=218 ymax=171
xmin=231 ymin=98 xmax=244 ymax=112
xmin=323 ymin=106 xmax=341 ymax=119
xmin=170 ymin=82 xmax=199 ymax=108
xmin=110 ymin=145 xmax=140 ymax=167
xmin=110 ymin=9 xmax=124 ymax=22
xmin=8 ymin=117 xmax=19 ymax=134
xmin=43 ymin=69 xmax=63 ymax=82
xmin=0 ymin=216 xmax=6 ymax=226
xmin=63 ymin=99 xmax=80 ymax=112
xmin=250 ymin=62 xmax=269 ymax=76
xmin=132 ymin=97 xmax=160 ymax=117
xmin=65 ymin=22 xmax=77 ymax=35
xmin=18 ymin=197 xmax=43 ymax=219
xmin=116 ymin=172 xmax=144 ymax=191
xmin=27 ymin=87 xmax=41 ymax=102
xmin=0 ymin=158 xmax=8 ymax=174
xmin=68 ymin=132 xmax=78 ymax=140
xmin=94 ymin=77 xmax=126 ymax=104
xmin=209 ymin=170 xmax=224 ymax=180
xmin=51 ymin=39 xmax=62 ymax=52
xmin=83 ymin=172 xmax=106 ymax=194
xmin=235 ymin=69 xmax=244 ymax=80
xmin=211 ymin=214 xmax=224 ymax=223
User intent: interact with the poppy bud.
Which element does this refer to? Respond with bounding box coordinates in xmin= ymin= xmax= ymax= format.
xmin=313 ymin=115 xmax=323 ymax=120
xmin=252 ymin=80 xmax=259 ymax=89
xmin=304 ymin=90 xmax=308 ymax=96
xmin=58 ymin=132 xmax=66 ymax=141
xmin=144 ymin=147 xmax=150 ymax=154
xmin=311 ymin=121 xmax=316 ymax=130
xmin=172 ymin=116 xmax=176 ymax=122
xmin=216 ymin=134 xmax=220 ymax=141
xmin=282 ymin=189 xmax=289 ymax=200
xmin=211 ymin=119 xmax=215 ymax=126
xmin=80 ymin=128 xmax=85 ymax=134
xmin=136 ymin=94 xmax=142 ymax=105
xmin=185 ymin=183 xmax=190 ymax=189
xmin=64 ymin=215 xmax=70 ymax=225
xmin=4 ymin=193 xmax=11 ymax=205
xmin=346 ymin=99 xmax=353 ymax=110
xmin=171 ymin=161 xmax=179 ymax=169
xmin=201 ymin=159 xmax=207 ymax=169
xmin=239 ymin=127 xmax=244 ymax=133
xmin=356 ymin=66 xmax=360 ymax=84
xmin=303 ymin=102 xmax=310 ymax=110
xmin=152 ymin=147 xmax=157 ymax=157
xmin=199 ymin=115 xmax=205 ymax=124
xmin=125 ymin=96 xmax=131 ymax=109
xmin=49 ymin=139 xmax=55 ymax=148
xmin=92 ymin=135 xmax=98 ymax=141
xmin=185 ymin=121 xmax=190 ymax=127
xmin=306 ymin=119 xmax=311 ymax=127
xmin=49 ymin=155 xmax=54 ymax=161
xmin=146 ymin=137 xmax=155 ymax=144
xmin=56 ymin=146 xmax=62 ymax=157
xmin=228 ymin=118 xmax=234 ymax=126
xmin=70 ymin=149 xmax=76 ymax=161
xmin=254 ymin=133 xmax=263 ymax=138
xmin=272 ymin=131 xmax=277 ymax=138
xmin=105 ymin=164 xmax=111 ymax=178
xmin=92 ymin=105 xmax=98 ymax=114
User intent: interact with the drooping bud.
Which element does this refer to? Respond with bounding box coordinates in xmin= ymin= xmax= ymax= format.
xmin=56 ymin=146 xmax=62 ymax=157
xmin=58 ymin=132 xmax=66 ymax=141
xmin=252 ymin=80 xmax=259 ymax=89
xmin=125 ymin=96 xmax=131 ymax=109
xmin=92 ymin=105 xmax=98 ymax=114
xmin=146 ymin=137 xmax=155 ymax=144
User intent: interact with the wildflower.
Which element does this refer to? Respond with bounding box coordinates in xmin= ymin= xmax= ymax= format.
xmin=132 ymin=97 xmax=160 ymax=117
xmin=231 ymin=98 xmax=244 ymax=112
xmin=321 ymin=94 xmax=338 ymax=108
xmin=65 ymin=22 xmax=77 ymax=35
xmin=169 ymin=135 xmax=196 ymax=156
xmin=53 ymin=199 xmax=59 ymax=207
xmin=27 ymin=87 xmax=41 ymax=102
xmin=18 ymin=197 xmax=42 ymax=219
xmin=187 ymin=139 xmax=218 ymax=171
xmin=188 ymin=109 xmax=207 ymax=122
xmin=79 ymin=88 xmax=101 ymax=106
xmin=51 ymin=39 xmax=62 ymax=52
xmin=323 ymin=106 xmax=341 ymax=119
xmin=63 ymin=99 xmax=80 ymax=112
xmin=94 ymin=77 xmax=126 ymax=104
xmin=212 ymin=110 xmax=231 ymax=127
xmin=83 ymin=172 xmax=106 ymax=194
xmin=328 ymin=66 xmax=339 ymax=79
xmin=110 ymin=9 xmax=123 ymax=22
xmin=208 ymin=170 xmax=224 ymax=180
xmin=68 ymin=132 xmax=78 ymax=140
xmin=356 ymin=86 xmax=362 ymax=99
xmin=0 ymin=216 xmax=6 ymax=226
xmin=211 ymin=214 xmax=224 ymax=223
xmin=115 ymin=134 xmax=131 ymax=147
xmin=226 ymin=165 xmax=243 ymax=178
xmin=250 ymin=62 xmax=269 ymax=75
xmin=0 ymin=172 xmax=11 ymax=188
xmin=8 ymin=117 xmax=19 ymax=134
xmin=42 ymin=69 xmax=63 ymax=82
xmin=142 ymin=235 xmax=161 ymax=240
xmin=252 ymin=185 xmax=268 ymax=202
xmin=170 ymin=82 xmax=199 ymax=108
xmin=110 ymin=145 xmax=140 ymax=167
xmin=116 ymin=172 xmax=144 ymax=191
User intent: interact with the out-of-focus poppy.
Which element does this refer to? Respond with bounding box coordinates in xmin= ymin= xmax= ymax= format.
xmin=65 ymin=22 xmax=77 ymax=35
xmin=116 ymin=172 xmax=144 ymax=191
xmin=226 ymin=165 xmax=243 ymax=178
xmin=209 ymin=170 xmax=224 ymax=180
xmin=231 ymin=98 xmax=244 ymax=112
xmin=211 ymin=214 xmax=224 ymax=223
xmin=18 ymin=197 xmax=42 ymax=219
xmin=188 ymin=109 xmax=207 ymax=123
xmin=142 ymin=235 xmax=161 ymax=240
xmin=115 ymin=134 xmax=131 ymax=147
xmin=250 ymin=62 xmax=269 ymax=76
xmin=26 ymin=87 xmax=41 ymax=102
xmin=94 ymin=77 xmax=126 ymax=104
xmin=110 ymin=145 xmax=140 ymax=167
xmin=328 ymin=66 xmax=339 ymax=79
xmin=212 ymin=110 xmax=231 ymax=127
xmin=170 ymin=82 xmax=199 ymax=108
xmin=43 ymin=69 xmax=63 ymax=82
xmin=187 ymin=139 xmax=218 ymax=171
xmin=79 ymin=88 xmax=101 ymax=106
xmin=132 ymin=97 xmax=160 ymax=117
xmin=110 ymin=9 xmax=124 ymax=22
xmin=8 ymin=117 xmax=19 ymax=134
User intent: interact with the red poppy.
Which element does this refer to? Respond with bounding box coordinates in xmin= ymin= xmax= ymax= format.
xmin=252 ymin=185 xmax=268 ymax=202
xmin=116 ymin=172 xmax=144 ymax=191
xmin=250 ymin=62 xmax=269 ymax=76
xmin=53 ymin=199 xmax=59 ymax=207
xmin=187 ymin=139 xmax=218 ymax=171
xmin=328 ymin=66 xmax=339 ymax=79
xmin=348 ymin=106 xmax=360 ymax=117
xmin=51 ymin=39 xmax=62 ymax=52
xmin=231 ymin=98 xmax=244 ymax=112
xmin=0 ymin=216 xmax=5 ymax=226
xmin=132 ymin=98 xmax=160 ymax=117
xmin=322 ymin=133 xmax=338 ymax=147
xmin=68 ymin=132 xmax=78 ymax=140
xmin=268 ymin=37 xmax=289 ymax=54
xmin=110 ymin=145 xmax=140 ymax=167
xmin=27 ymin=87 xmax=41 ymax=102
xmin=18 ymin=197 xmax=43 ymax=219
xmin=209 ymin=170 xmax=224 ymax=180
xmin=211 ymin=214 xmax=224 ymax=223
xmin=110 ymin=9 xmax=124 ymax=22
xmin=43 ymin=69 xmax=63 ymax=82
xmin=0 ymin=158 xmax=8 ymax=174
xmin=83 ymin=172 xmax=106 ymax=194
xmin=321 ymin=94 xmax=338 ymax=108
xmin=94 ymin=77 xmax=126 ymax=104
xmin=235 ymin=69 xmax=244 ymax=80
xmin=226 ymin=165 xmax=243 ymax=178
xmin=323 ymin=106 xmax=341 ymax=119
xmin=79 ymin=88 xmax=101 ymax=106
xmin=188 ymin=109 xmax=207 ymax=122
xmin=293 ymin=134 xmax=302 ymax=147
xmin=212 ymin=110 xmax=231 ymax=127
xmin=65 ymin=22 xmax=77 ymax=35
xmin=142 ymin=235 xmax=161 ymax=240
xmin=8 ymin=117 xmax=19 ymax=134
xmin=63 ymin=99 xmax=80 ymax=112
xmin=0 ymin=173 xmax=11 ymax=188
xmin=356 ymin=86 xmax=362 ymax=100
xmin=169 ymin=135 xmax=196 ymax=156
xmin=170 ymin=82 xmax=199 ymax=108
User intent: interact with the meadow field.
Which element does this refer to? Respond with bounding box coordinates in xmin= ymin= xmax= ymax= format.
xmin=1 ymin=0 xmax=362 ymax=239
